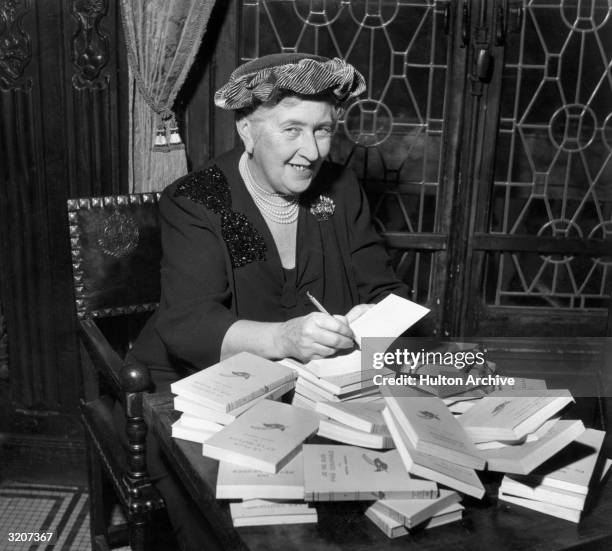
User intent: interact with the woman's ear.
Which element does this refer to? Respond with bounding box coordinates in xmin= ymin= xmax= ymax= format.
xmin=235 ymin=118 xmax=255 ymax=155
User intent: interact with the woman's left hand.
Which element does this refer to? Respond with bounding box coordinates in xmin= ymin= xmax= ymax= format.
xmin=345 ymin=303 xmax=374 ymax=324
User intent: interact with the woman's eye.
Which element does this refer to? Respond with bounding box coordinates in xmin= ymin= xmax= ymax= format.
xmin=284 ymin=127 xmax=301 ymax=137
xmin=315 ymin=127 xmax=333 ymax=138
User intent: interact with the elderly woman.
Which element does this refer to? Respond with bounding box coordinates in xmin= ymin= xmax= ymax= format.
xmin=128 ymin=53 xmax=410 ymax=550
xmin=131 ymin=52 xmax=409 ymax=379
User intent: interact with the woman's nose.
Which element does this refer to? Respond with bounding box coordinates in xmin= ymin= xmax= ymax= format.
xmin=298 ymin=131 xmax=320 ymax=161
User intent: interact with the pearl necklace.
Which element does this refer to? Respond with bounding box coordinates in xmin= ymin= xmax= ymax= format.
xmin=239 ymin=153 xmax=299 ymax=224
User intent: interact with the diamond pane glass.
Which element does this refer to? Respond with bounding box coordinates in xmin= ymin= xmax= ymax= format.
xmin=488 ymin=0 xmax=612 ymax=309
xmin=240 ymin=0 xmax=450 ymax=303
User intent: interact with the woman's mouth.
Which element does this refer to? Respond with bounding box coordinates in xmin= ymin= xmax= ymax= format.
xmin=288 ymin=163 xmax=315 ymax=179
xmin=289 ymin=163 xmax=311 ymax=172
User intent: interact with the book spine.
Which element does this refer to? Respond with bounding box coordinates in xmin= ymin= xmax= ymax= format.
xmin=365 ymin=510 xmax=399 ymax=538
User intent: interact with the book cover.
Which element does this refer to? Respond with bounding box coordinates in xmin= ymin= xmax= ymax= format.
xmin=297 ymin=377 xmax=379 ymax=402
xmin=201 ymin=400 xmax=319 ymax=473
xmin=498 ymin=491 xmax=581 ymax=523
xmin=319 ymin=369 xmax=391 ymax=394
xmin=178 ymin=414 xmax=223 ymax=433
xmin=474 ymin=417 xmax=560 ymax=450
xmin=302 ymin=445 xmax=438 ymax=501
xmin=315 ymin=399 xmax=387 ymax=433
xmin=291 ymin=392 xmax=317 ymax=411
xmin=366 ymin=501 xmax=463 ymax=537
xmin=282 ymin=358 xmax=388 ymax=395
xmin=299 ymin=349 xmax=363 ymax=378
xmin=500 ymin=458 xmax=612 ymax=522
xmin=372 ymin=488 xmax=461 ymax=528
xmin=229 ymin=501 xmax=317 ymax=527
xmin=349 ymin=294 xmax=430 ymax=347
xmin=480 ymin=419 xmax=585 ymax=475
xmin=442 ymin=378 xmax=547 ymax=408
xmin=499 ymin=476 xmax=587 ymax=511
xmin=382 ymin=407 xmax=485 ymax=499
xmin=317 ymin=418 xmax=394 ymax=449
xmin=518 ymin=428 xmax=606 ymax=494
xmin=173 ymin=380 xmax=295 ymax=425
xmin=216 ymin=454 xmax=304 ymax=500
xmin=171 ymin=417 xmax=217 ymax=445
xmin=458 ymin=390 xmax=574 ymax=443
xmin=382 ymin=386 xmax=485 ymax=470
xmin=170 ymin=352 xmax=295 ymax=412
xmin=424 ymin=503 xmax=464 ymax=529
xmin=365 ymin=506 xmax=408 ymax=538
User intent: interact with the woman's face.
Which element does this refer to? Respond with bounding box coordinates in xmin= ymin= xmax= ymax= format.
xmin=237 ymin=97 xmax=336 ymax=195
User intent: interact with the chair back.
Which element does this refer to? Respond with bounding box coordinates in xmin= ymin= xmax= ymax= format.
xmin=67 ymin=193 xmax=162 ymax=320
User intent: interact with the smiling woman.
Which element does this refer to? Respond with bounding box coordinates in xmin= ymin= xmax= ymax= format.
xmin=126 ymin=53 xmax=412 ymax=550
xmin=130 ymin=52 xmax=410 ymax=373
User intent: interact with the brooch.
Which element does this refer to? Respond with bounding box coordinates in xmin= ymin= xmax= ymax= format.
xmin=309 ymin=195 xmax=335 ymax=221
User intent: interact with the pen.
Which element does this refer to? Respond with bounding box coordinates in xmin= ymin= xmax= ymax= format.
xmin=306 ymin=291 xmax=360 ymax=349
xmin=306 ymin=291 xmax=331 ymax=316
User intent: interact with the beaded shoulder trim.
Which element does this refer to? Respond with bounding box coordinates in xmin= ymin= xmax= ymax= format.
xmin=174 ymin=166 xmax=266 ymax=268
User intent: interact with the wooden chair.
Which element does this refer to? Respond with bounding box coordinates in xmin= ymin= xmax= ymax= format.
xmin=67 ymin=194 xmax=165 ymax=550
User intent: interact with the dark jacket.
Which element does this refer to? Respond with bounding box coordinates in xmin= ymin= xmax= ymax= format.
xmin=129 ymin=147 xmax=409 ymax=378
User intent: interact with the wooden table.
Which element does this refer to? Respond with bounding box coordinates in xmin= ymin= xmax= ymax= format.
xmin=144 ymin=387 xmax=612 ymax=551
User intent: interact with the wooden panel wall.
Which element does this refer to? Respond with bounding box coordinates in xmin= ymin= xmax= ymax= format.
xmin=0 ymin=0 xmax=128 ymax=413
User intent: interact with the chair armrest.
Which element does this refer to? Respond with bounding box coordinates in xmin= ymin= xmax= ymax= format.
xmin=79 ymin=318 xmax=153 ymax=395
xmin=79 ymin=318 xmax=124 ymax=395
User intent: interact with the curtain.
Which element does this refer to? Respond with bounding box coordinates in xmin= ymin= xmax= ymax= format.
xmin=121 ymin=1 xmax=215 ymax=192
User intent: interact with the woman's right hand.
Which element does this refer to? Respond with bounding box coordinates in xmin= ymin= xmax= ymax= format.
xmin=276 ymin=312 xmax=355 ymax=363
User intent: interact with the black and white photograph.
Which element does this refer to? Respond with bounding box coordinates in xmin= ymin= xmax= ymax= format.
xmin=1 ymin=1 xmax=611 ymax=550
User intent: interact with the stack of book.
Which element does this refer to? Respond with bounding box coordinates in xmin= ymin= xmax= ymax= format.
xmin=365 ymin=489 xmax=464 ymax=538
xmin=314 ymin=398 xmax=394 ymax=449
xmin=285 ymin=353 xmax=384 ymax=410
xmin=458 ymin=389 xmax=584 ymax=474
xmin=170 ymin=352 xmax=296 ymax=444
xmin=217 ymin=452 xmax=318 ymax=527
xmin=498 ymin=428 xmax=611 ymax=522
xmin=216 ymin=453 xmax=306 ymax=500
xmin=229 ymin=499 xmax=318 ymax=527
xmin=382 ymin=386 xmax=486 ymax=499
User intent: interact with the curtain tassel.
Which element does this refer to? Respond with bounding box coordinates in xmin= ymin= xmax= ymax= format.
xmin=153 ymin=114 xmax=183 ymax=151
xmin=154 ymin=125 xmax=168 ymax=147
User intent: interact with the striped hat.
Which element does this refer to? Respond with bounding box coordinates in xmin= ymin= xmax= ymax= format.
xmin=214 ymin=53 xmax=366 ymax=110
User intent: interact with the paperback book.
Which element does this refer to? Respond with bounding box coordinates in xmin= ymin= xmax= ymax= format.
xmin=498 ymin=428 xmax=607 ymax=508
xmin=349 ymin=293 xmax=430 ymax=347
xmin=517 ymin=428 xmax=607 ymax=494
xmin=365 ymin=501 xmax=464 ymax=538
xmin=382 ymin=386 xmax=485 ymax=470
xmin=173 ymin=381 xmax=295 ymax=425
xmin=201 ymin=400 xmax=319 ymax=473
xmin=498 ymin=459 xmax=612 ymax=523
xmin=302 ymin=445 xmax=438 ymax=501
xmin=216 ymin=453 xmax=305 ymax=500
xmin=481 ymin=419 xmax=584 ymax=475
xmin=314 ymin=399 xmax=387 ymax=433
xmin=170 ymin=352 xmax=295 ymax=413
xmin=458 ymin=389 xmax=574 ymax=443
xmin=370 ymin=488 xmax=461 ymax=528
xmin=317 ymin=418 xmax=394 ymax=449
xmin=171 ymin=417 xmax=216 ymax=445
xmin=229 ymin=500 xmax=317 ymax=527
xmin=382 ymin=407 xmax=485 ymax=499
